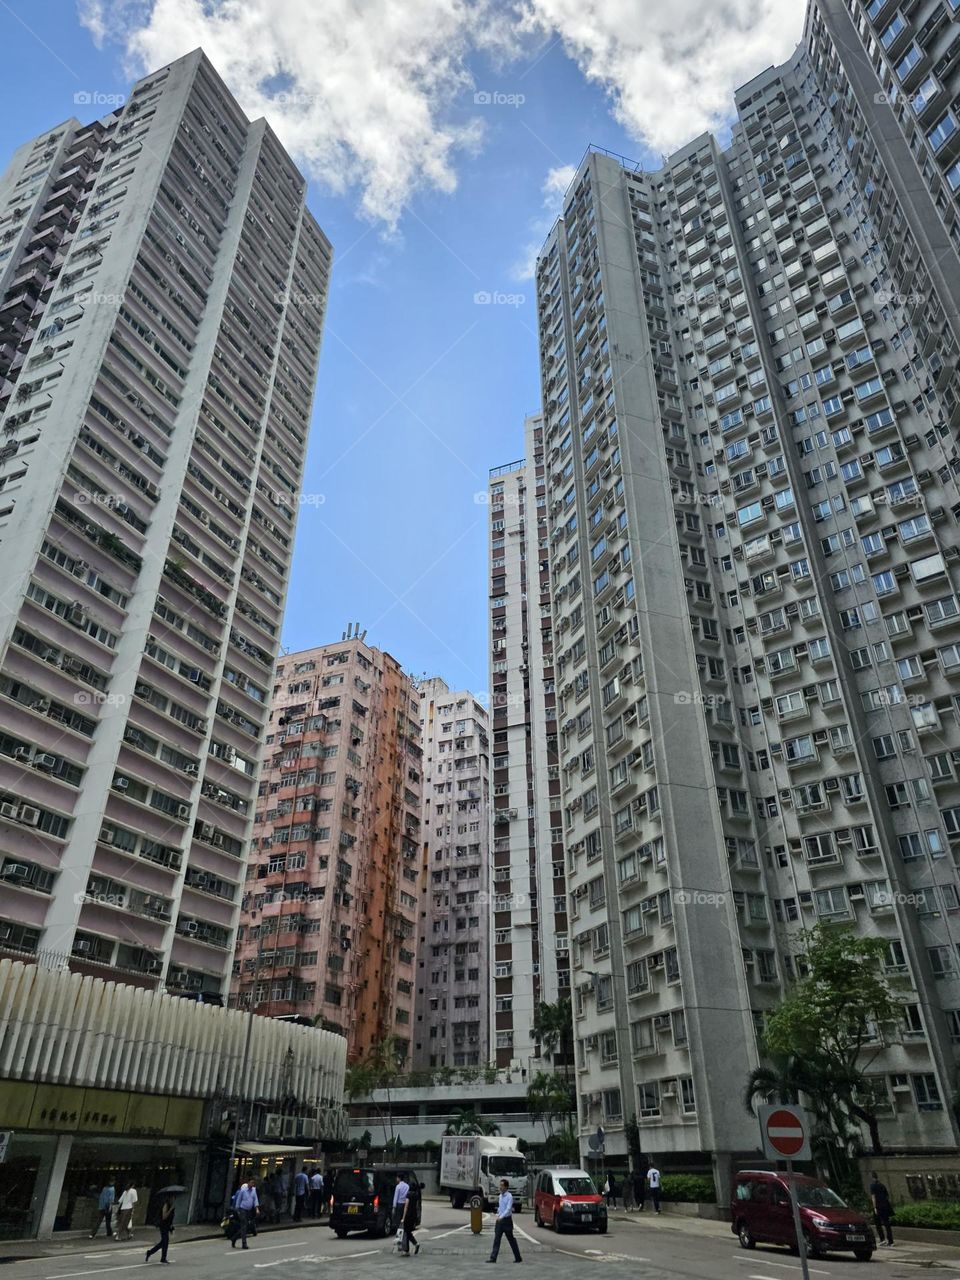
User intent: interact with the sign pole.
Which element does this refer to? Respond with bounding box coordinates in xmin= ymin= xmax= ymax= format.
xmin=785 ymin=1159 xmax=810 ymax=1280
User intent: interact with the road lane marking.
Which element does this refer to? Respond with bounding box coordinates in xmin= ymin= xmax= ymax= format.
xmin=47 ymin=1266 xmax=148 ymax=1278
xmin=733 ymin=1259 xmax=831 ymax=1275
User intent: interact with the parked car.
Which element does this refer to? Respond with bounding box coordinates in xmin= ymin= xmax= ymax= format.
xmin=534 ymin=1167 xmax=608 ymax=1233
xmin=328 ymin=1165 xmax=415 ymax=1238
xmin=731 ymin=1169 xmax=875 ymax=1261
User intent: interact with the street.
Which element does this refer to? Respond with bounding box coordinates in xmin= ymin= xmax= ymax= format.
xmin=9 ymin=1201 xmax=958 ymax=1280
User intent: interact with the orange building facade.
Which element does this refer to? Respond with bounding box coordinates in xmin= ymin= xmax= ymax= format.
xmin=231 ymin=629 xmax=422 ymax=1062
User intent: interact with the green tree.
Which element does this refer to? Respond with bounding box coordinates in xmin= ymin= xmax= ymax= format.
xmin=533 ymin=998 xmax=574 ymax=1077
xmin=344 ymin=1036 xmax=407 ymax=1142
xmin=527 ymin=1070 xmax=576 ymax=1142
xmin=759 ymin=925 xmax=903 ymax=1154
xmin=444 ymin=1107 xmax=500 ymax=1136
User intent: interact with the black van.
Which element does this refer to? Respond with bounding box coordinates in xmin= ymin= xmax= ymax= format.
xmin=328 ymin=1165 xmax=415 ymax=1238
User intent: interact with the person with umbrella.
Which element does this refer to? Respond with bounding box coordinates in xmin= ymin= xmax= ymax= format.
xmin=145 ymin=1193 xmax=177 ymax=1265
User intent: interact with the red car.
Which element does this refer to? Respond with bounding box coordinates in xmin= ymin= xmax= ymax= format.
xmin=534 ymin=1167 xmax=608 ymax=1233
xmin=731 ymin=1170 xmax=875 ymax=1261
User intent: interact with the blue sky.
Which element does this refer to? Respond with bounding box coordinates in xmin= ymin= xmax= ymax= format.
xmin=0 ymin=0 xmax=803 ymax=697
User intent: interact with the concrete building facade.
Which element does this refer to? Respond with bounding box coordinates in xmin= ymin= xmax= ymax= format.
xmin=413 ymin=676 xmax=491 ymax=1069
xmin=232 ymin=632 xmax=423 ymax=1063
xmin=0 ymin=52 xmax=330 ymax=1001
xmin=488 ymin=417 xmax=572 ymax=1074
xmin=533 ymin=0 xmax=960 ymax=1184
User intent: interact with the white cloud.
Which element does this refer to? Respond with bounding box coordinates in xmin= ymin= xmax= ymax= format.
xmin=79 ymin=0 xmax=493 ymax=228
xmin=78 ymin=0 xmax=803 ymax=230
xmin=523 ymin=0 xmax=802 ymax=154
xmin=511 ymin=163 xmax=576 ymax=281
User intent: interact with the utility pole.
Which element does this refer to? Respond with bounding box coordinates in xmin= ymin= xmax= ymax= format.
xmin=222 ymin=912 xmax=271 ymax=1217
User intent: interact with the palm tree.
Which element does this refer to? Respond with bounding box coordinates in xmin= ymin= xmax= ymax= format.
xmin=444 ymin=1107 xmax=500 ymax=1136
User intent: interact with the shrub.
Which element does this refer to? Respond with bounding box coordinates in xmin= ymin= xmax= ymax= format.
xmin=660 ymin=1174 xmax=716 ymax=1204
xmin=891 ymin=1201 xmax=960 ymax=1231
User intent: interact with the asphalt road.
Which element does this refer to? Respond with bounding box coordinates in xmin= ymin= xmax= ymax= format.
xmin=12 ymin=1202 xmax=955 ymax=1280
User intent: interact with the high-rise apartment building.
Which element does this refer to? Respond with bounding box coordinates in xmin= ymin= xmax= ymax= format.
xmin=233 ymin=631 xmax=423 ymax=1062
xmin=534 ymin=0 xmax=960 ymax=1186
xmin=488 ymin=416 xmax=571 ymax=1073
xmin=413 ymin=676 xmax=491 ymax=1069
xmin=0 ymin=51 xmax=330 ymax=1001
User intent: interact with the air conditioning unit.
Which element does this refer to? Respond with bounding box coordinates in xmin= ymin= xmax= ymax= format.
xmin=19 ymin=807 xmax=41 ymax=826
xmin=177 ymin=804 xmax=191 ymax=820
xmin=13 ymin=746 xmax=32 ymax=762
xmin=2 ymin=863 xmax=31 ymax=880
xmin=74 ymin=939 xmax=94 ymax=954
xmin=185 ymin=764 xmax=199 ymax=777
xmin=33 ymin=754 xmax=57 ymax=771
xmin=114 ymin=777 xmax=129 ymax=790
xmin=584 ymin=1035 xmax=598 ymax=1051
xmin=184 ymin=921 xmax=199 ymax=934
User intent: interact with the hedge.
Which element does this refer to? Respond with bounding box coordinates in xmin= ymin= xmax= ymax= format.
xmin=659 ymin=1174 xmax=717 ymax=1204
xmin=890 ymin=1201 xmax=960 ymax=1231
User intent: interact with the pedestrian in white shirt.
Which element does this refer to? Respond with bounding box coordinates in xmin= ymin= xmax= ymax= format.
xmin=117 ymin=1183 xmax=138 ymax=1239
xmin=646 ymin=1163 xmax=661 ymax=1214
xmin=487 ymin=1179 xmax=522 ymax=1263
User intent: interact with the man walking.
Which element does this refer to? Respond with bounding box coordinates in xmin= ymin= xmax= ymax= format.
xmin=116 ymin=1182 xmax=138 ymax=1239
xmin=90 ymin=1180 xmax=115 ymax=1238
xmin=632 ymin=1168 xmax=645 ymax=1213
xmin=869 ymin=1170 xmax=895 ymax=1247
xmin=646 ymin=1162 xmax=661 ymax=1214
xmin=487 ymin=1178 xmax=522 ymax=1263
xmin=399 ymin=1179 xmax=422 ymax=1256
xmin=392 ymin=1172 xmax=410 ymax=1234
xmin=233 ymin=1178 xmax=259 ymax=1250
xmin=293 ymin=1167 xmax=309 ymax=1221
xmin=309 ymin=1168 xmax=324 ymax=1217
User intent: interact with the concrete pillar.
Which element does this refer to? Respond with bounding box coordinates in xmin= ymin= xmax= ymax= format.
xmin=36 ymin=1135 xmax=73 ymax=1240
xmin=712 ymin=1150 xmax=735 ymax=1216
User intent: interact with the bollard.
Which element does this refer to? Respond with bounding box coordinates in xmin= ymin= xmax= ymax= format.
xmin=470 ymin=1195 xmax=484 ymax=1235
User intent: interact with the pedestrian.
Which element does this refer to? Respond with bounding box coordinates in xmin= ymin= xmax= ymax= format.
xmin=608 ymin=1174 xmax=618 ymax=1209
xmin=145 ymin=1196 xmax=174 ymax=1264
xmin=293 ymin=1166 xmax=309 ymax=1221
xmin=309 ymin=1168 xmax=324 ymax=1217
xmin=646 ymin=1162 xmax=661 ymax=1214
xmin=90 ymin=1179 xmax=116 ymax=1238
xmin=116 ymin=1182 xmax=138 ymax=1240
xmin=232 ymin=1177 xmax=259 ymax=1250
xmin=869 ymin=1170 xmax=895 ymax=1247
xmin=399 ymin=1180 xmax=422 ymax=1256
xmin=487 ymin=1178 xmax=522 ymax=1263
xmin=622 ymin=1176 xmax=634 ymax=1211
xmin=392 ymin=1172 xmax=410 ymax=1233
xmin=632 ymin=1169 xmax=645 ymax=1213
xmin=602 ymin=1174 xmax=610 ymax=1206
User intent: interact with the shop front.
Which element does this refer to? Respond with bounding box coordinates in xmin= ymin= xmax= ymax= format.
xmin=0 ymin=1079 xmax=205 ymax=1239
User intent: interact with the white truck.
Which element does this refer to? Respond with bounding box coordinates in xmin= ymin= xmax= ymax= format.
xmin=440 ymin=1135 xmax=528 ymax=1211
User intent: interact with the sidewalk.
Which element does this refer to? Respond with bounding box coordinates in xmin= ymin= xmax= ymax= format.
xmin=605 ymin=1205 xmax=960 ymax=1270
xmin=0 ymin=1216 xmax=331 ymax=1263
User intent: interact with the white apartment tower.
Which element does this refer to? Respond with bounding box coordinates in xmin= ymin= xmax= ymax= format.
xmin=489 ymin=416 xmax=572 ymax=1073
xmin=535 ymin=0 xmax=960 ymax=1188
xmin=414 ymin=676 xmax=491 ymax=1069
xmin=0 ymin=51 xmax=330 ymax=1000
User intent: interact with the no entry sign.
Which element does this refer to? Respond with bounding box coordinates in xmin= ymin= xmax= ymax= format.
xmin=758 ymin=1104 xmax=811 ymax=1162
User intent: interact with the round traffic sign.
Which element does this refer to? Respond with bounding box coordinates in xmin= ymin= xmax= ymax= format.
xmin=765 ymin=1108 xmax=806 ymax=1157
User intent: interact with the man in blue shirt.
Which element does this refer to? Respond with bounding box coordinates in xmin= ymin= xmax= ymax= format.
xmin=293 ymin=1167 xmax=309 ymax=1221
xmin=90 ymin=1181 xmax=115 ymax=1238
xmin=488 ymin=1179 xmax=522 ymax=1263
xmin=392 ymin=1174 xmax=410 ymax=1233
xmin=233 ymin=1179 xmax=259 ymax=1250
